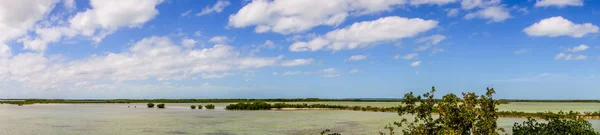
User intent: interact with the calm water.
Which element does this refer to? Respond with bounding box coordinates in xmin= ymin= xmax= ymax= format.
xmin=1 ymin=103 xmax=600 ymax=135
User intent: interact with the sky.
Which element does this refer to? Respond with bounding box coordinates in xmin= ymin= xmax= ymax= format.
xmin=0 ymin=0 xmax=599 ymax=99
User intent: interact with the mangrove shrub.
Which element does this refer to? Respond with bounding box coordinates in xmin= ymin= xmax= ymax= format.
xmin=190 ymin=105 xmax=196 ymax=109
xmin=157 ymin=103 xmax=165 ymax=108
xmin=147 ymin=103 xmax=154 ymax=108
xmin=512 ymin=117 xmax=599 ymax=135
xmin=206 ymin=104 xmax=215 ymax=109
xmin=198 ymin=105 xmax=203 ymax=109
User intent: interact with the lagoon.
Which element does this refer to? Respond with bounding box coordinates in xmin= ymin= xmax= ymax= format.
xmin=1 ymin=103 xmax=600 ymax=135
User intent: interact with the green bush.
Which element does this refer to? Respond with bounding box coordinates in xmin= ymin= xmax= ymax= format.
xmin=205 ymin=104 xmax=215 ymax=109
xmin=147 ymin=103 xmax=155 ymax=108
xmin=513 ymin=117 xmax=599 ymax=135
xmin=190 ymin=105 xmax=196 ymax=109
xmin=157 ymin=103 xmax=165 ymax=108
xmin=197 ymin=105 xmax=203 ymax=109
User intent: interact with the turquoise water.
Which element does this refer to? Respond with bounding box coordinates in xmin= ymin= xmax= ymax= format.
xmin=1 ymin=103 xmax=599 ymax=135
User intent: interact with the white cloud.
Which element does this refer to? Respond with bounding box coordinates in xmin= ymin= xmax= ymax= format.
xmin=402 ymin=53 xmax=419 ymax=60
xmin=464 ymin=6 xmax=511 ymax=23
xmin=411 ymin=61 xmax=422 ymax=67
xmin=182 ymin=38 xmax=197 ymax=49
xmin=349 ymin=69 xmax=359 ymax=73
xmin=514 ymin=49 xmax=530 ymax=54
xmin=17 ymin=0 xmax=164 ymax=52
xmin=418 ymin=34 xmax=446 ymax=45
xmin=319 ymin=68 xmax=339 ymax=78
xmin=0 ymin=36 xmax=289 ymax=89
xmin=565 ymin=44 xmax=589 ymax=52
xmin=0 ymin=44 xmax=10 ymax=58
xmin=181 ymin=10 xmax=192 ymax=17
xmin=0 ymin=0 xmax=57 ymax=47
xmin=279 ymin=68 xmax=339 ymax=78
xmin=208 ymin=36 xmax=232 ymax=44
xmin=194 ymin=31 xmax=202 ymax=37
xmin=346 ymin=55 xmax=367 ymax=61
xmin=63 ymin=0 xmax=76 ymax=10
xmin=523 ymin=16 xmax=598 ymax=38
xmin=69 ymin=0 xmax=164 ymax=43
xmin=290 ymin=16 xmax=438 ymax=52
xmin=229 ymin=0 xmax=448 ymax=34
xmin=461 ymin=0 xmax=500 ymax=10
xmin=196 ymin=0 xmax=230 ymax=16
xmin=555 ymin=53 xmax=586 ymax=60
xmin=535 ymin=0 xmax=583 ymax=7
xmin=410 ymin=0 xmax=458 ymax=5
xmin=281 ymin=58 xmax=315 ymax=67
xmin=416 ymin=34 xmax=446 ymax=51
xmin=446 ymin=8 xmax=460 ymax=17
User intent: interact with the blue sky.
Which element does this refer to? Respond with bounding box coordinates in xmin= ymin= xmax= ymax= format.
xmin=0 ymin=0 xmax=598 ymax=99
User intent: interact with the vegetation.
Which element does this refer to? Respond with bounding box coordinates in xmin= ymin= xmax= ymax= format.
xmin=225 ymin=101 xmax=400 ymax=112
xmin=205 ymin=104 xmax=215 ymax=109
xmin=513 ymin=116 xmax=597 ymax=135
xmin=157 ymin=103 xmax=165 ymax=109
xmin=190 ymin=105 xmax=196 ymax=109
xmin=197 ymin=105 xmax=203 ymax=109
xmin=147 ymin=103 xmax=154 ymax=108
xmin=320 ymin=87 xmax=599 ymax=135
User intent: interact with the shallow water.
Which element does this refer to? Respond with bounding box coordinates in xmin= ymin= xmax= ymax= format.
xmin=1 ymin=103 xmax=599 ymax=135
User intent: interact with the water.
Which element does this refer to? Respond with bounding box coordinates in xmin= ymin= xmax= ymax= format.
xmin=1 ymin=103 xmax=600 ymax=135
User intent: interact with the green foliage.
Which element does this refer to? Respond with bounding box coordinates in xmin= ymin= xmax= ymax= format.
xmin=197 ymin=105 xmax=203 ymax=109
xmin=157 ymin=103 xmax=165 ymax=108
xmin=320 ymin=129 xmax=341 ymax=135
xmin=513 ymin=117 xmax=599 ymax=135
xmin=383 ymin=87 xmax=504 ymax=135
xmin=226 ymin=101 xmax=271 ymax=110
xmin=205 ymin=104 xmax=215 ymax=109
xmin=147 ymin=103 xmax=155 ymax=108
xmin=190 ymin=105 xmax=196 ymax=109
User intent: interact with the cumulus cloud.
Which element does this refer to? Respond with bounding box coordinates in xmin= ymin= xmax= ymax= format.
xmin=411 ymin=61 xmax=422 ymax=67
xmin=418 ymin=34 xmax=446 ymax=45
xmin=464 ymin=6 xmax=511 ymax=23
xmin=410 ymin=0 xmax=458 ymax=5
xmin=555 ymin=53 xmax=586 ymax=60
xmin=0 ymin=0 xmax=57 ymax=51
xmin=289 ymin=16 xmax=438 ymax=52
xmin=535 ymin=0 xmax=583 ymax=7
xmin=514 ymin=49 xmax=530 ymax=54
xmin=208 ymin=36 xmax=233 ymax=44
xmin=279 ymin=68 xmax=340 ymax=78
xmin=565 ymin=44 xmax=589 ymax=52
xmin=69 ymin=0 xmax=164 ymax=43
xmin=416 ymin=34 xmax=446 ymax=51
xmin=16 ymin=0 xmax=164 ymax=52
xmin=0 ymin=36 xmax=287 ymax=89
xmin=402 ymin=53 xmax=419 ymax=60
xmin=196 ymin=0 xmax=230 ymax=16
xmin=553 ymin=44 xmax=589 ymax=61
xmin=346 ymin=55 xmax=367 ymax=61
xmin=461 ymin=0 xmax=501 ymax=10
xmin=229 ymin=0 xmax=448 ymax=34
xmin=181 ymin=10 xmax=192 ymax=17
xmin=181 ymin=38 xmax=197 ymax=49
xmin=319 ymin=68 xmax=340 ymax=78
xmin=446 ymin=8 xmax=460 ymax=17
xmin=523 ymin=16 xmax=598 ymax=38
xmin=281 ymin=58 xmax=315 ymax=67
